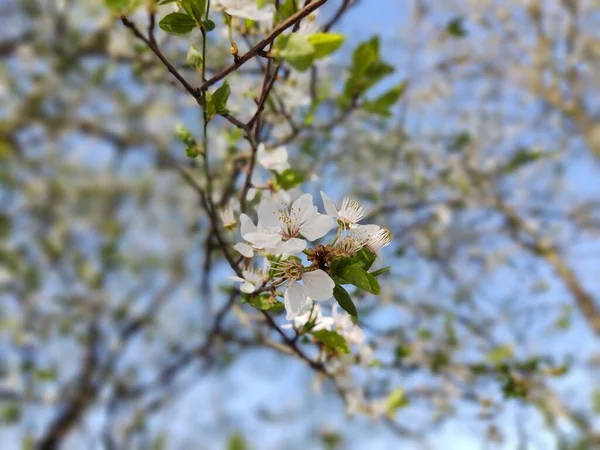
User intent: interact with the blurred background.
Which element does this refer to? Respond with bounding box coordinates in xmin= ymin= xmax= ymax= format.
xmin=1 ymin=0 xmax=600 ymax=449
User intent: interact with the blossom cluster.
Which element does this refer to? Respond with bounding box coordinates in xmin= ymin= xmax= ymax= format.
xmin=222 ymin=145 xmax=391 ymax=358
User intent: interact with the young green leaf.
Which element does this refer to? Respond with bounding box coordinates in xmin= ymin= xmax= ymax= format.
xmin=275 ymin=168 xmax=305 ymax=190
xmin=363 ymin=81 xmax=407 ymax=117
xmin=105 ymin=0 xmax=131 ymax=12
xmin=447 ymin=17 xmax=467 ymax=37
xmin=356 ymin=247 xmax=377 ymax=270
xmin=277 ymin=0 xmax=297 ymax=21
xmin=244 ymin=293 xmax=285 ymax=313
xmin=159 ymin=12 xmax=197 ymax=34
xmin=211 ymin=81 xmax=231 ymax=115
xmin=312 ymin=330 xmax=350 ymax=354
xmin=333 ymin=285 xmax=358 ymax=319
xmin=181 ymin=0 xmax=207 ymax=23
xmin=307 ymin=33 xmax=345 ymax=59
xmin=329 ymin=256 xmax=354 ymax=278
xmin=386 ymin=388 xmax=410 ymax=418
xmin=370 ymin=266 xmax=390 ymax=278
xmin=278 ymin=34 xmax=315 ymax=71
xmin=340 ymin=264 xmax=380 ymax=294
xmin=186 ymin=45 xmax=203 ymax=68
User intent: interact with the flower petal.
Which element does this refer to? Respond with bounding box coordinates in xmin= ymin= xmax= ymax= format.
xmin=240 ymin=281 xmax=256 ymax=294
xmin=302 ymin=269 xmax=335 ymax=301
xmin=239 ymin=214 xmax=257 ymax=237
xmin=354 ymin=224 xmax=380 ymax=239
xmin=290 ymin=193 xmax=315 ymax=225
xmin=276 ymin=237 xmax=306 ymax=254
xmin=300 ymin=214 xmax=334 ymax=241
xmin=320 ymin=191 xmax=339 ymax=217
xmin=257 ymin=199 xmax=281 ymax=230
xmin=234 ymin=242 xmax=254 ymax=258
xmin=284 ymin=281 xmax=309 ymax=320
xmin=244 ymin=231 xmax=282 ymax=248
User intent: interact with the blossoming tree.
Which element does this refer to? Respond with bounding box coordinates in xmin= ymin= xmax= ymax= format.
xmin=1 ymin=0 xmax=599 ymax=449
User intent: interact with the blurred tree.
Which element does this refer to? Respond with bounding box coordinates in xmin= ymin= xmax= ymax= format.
xmin=0 ymin=0 xmax=599 ymax=449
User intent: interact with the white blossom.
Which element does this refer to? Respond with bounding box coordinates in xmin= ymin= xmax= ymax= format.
xmin=363 ymin=228 xmax=392 ymax=254
xmin=233 ymin=242 xmax=254 ymax=258
xmin=256 ymin=144 xmax=290 ymax=173
xmin=219 ymin=203 xmax=236 ymax=229
xmin=213 ymin=0 xmax=275 ymax=22
xmin=243 ymin=194 xmax=334 ymax=254
xmin=321 ymin=191 xmax=367 ymax=228
xmin=282 ymin=302 xmax=334 ymax=331
xmin=229 ymin=268 xmax=266 ymax=294
xmin=273 ymin=259 xmax=335 ymax=319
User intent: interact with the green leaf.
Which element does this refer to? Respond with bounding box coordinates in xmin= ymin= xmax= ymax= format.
xmin=342 ymin=37 xmax=395 ymax=101
xmin=202 ymin=19 xmax=216 ymax=31
xmin=447 ymin=17 xmax=467 ymax=37
xmin=186 ymin=45 xmax=203 ymax=68
xmin=486 ymin=345 xmax=513 ymax=363
xmin=370 ymin=266 xmax=390 ymax=277
xmin=0 ymin=213 xmax=12 ymax=238
xmin=242 ymin=293 xmax=284 ymax=313
xmin=227 ymin=432 xmax=248 ymax=450
xmin=181 ymin=0 xmax=207 ymax=23
xmin=185 ymin=147 xmax=199 ymax=159
xmin=386 ymin=388 xmax=410 ymax=417
xmin=333 ymin=285 xmax=357 ymax=319
xmin=363 ymin=81 xmax=407 ymax=117
xmin=592 ymin=389 xmax=600 ymax=414
xmin=278 ymin=34 xmax=315 ymax=71
xmin=275 ymin=168 xmax=305 ymax=190
xmin=339 ymin=264 xmax=380 ymax=294
xmin=307 ymin=33 xmax=345 ymax=59
xmin=356 ymin=247 xmax=377 ymax=270
xmin=277 ymin=0 xmax=297 ymax=21
xmin=501 ymin=148 xmax=548 ymax=174
xmin=329 ymin=256 xmax=353 ymax=278
xmin=448 ymin=132 xmax=472 ymax=153
xmin=0 ymin=404 xmax=21 ymax=423
xmin=312 ymin=329 xmax=350 ymax=354
xmin=211 ymin=81 xmax=231 ymax=115
xmin=158 ymin=12 xmax=197 ymax=34
xmin=105 ymin=0 xmax=128 ymax=11
xmin=33 ymin=369 xmax=57 ymax=381
xmin=175 ymin=124 xmax=196 ymax=146
xmin=352 ymin=37 xmax=379 ymax=77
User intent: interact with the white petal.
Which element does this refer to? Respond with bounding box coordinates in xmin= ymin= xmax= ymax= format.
xmin=320 ymin=191 xmax=339 ymax=217
xmin=233 ymin=4 xmax=274 ymax=21
xmin=229 ymin=276 xmax=246 ymax=283
xmin=290 ymin=193 xmax=314 ymax=225
xmin=270 ymin=146 xmax=288 ymax=162
xmin=302 ymin=269 xmax=335 ymax=301
xmin=240 ymin=281 xmax=256 ymax=294
xmin=257 ymin=199 xmax=281 ymax=230
xmin=244 ymin=231 xmax=282 ymax=248
xmin=239 ymin=214 xmax=256 ymax=237
xmin=300 ymin=214 xmax=334 ymax=241
xmin=234 ymin=242 xmax=254 ymax=258
xmin=256 ymin=143 xmax=269 ymax=168
xmin=285 ymin=188 xmax=303 ymax=204
xmin=284 ymin=281 xmax=309 ymax=320
xmin=277 ymin=238 xmax=306 ymax=254
xmin=355 ymin=224 xmax=380 ymax=239
xmin=246 ymin=187 xmax=258 ymax=201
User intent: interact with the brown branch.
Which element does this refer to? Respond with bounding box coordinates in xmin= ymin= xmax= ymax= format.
xmin=197 ymin=0 xmax=328 ymax=91
xmin=37 ymin=322 xmax=101 ymax=450
xmin=120 ymin=16 xmax=200 ymax=99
